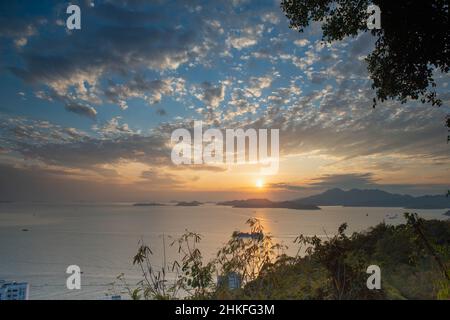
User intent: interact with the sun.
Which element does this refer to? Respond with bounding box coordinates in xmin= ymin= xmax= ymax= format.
xmin=255 ymin=178 xmax=264 ymax=188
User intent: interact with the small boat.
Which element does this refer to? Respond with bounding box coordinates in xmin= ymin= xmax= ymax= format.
xmin=234 ymin=232 xmax=264 ymax=240
xmin=385 ymin=213 xmax=398 ymax=219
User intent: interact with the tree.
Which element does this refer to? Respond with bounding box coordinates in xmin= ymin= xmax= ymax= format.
xmin=280 ymin=0 xmax=449 ymax=108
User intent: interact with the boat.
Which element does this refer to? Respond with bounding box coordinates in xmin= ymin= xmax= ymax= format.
xmin=234 ymin=231 xmax=263 ymax=240
xmin=385 ymin=213 xmax=398 ymax=219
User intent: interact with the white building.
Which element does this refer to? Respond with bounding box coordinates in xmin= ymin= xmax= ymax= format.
xmin=217 ymin=272 xmax=242 ymax=290
xmin=0 ymin=280 xmax=29 ymax=300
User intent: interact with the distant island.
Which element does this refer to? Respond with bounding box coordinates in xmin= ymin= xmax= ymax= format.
xmin=176 ymin=201 xmax=203 ymax=207
xmin=133 ymin=202 xmax=166 ymax=207
xmin=217 ymin=199 xmax=320 ymax=210
xmin=134 ymin=201 xmax=204 ymax=207
xmin=294 ymin=188 xmax=450 ymax=209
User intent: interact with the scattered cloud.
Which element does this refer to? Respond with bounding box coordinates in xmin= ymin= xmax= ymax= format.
xmin=294 ymin=39 xmax=310 ymax=47
xmin=226 ymin=25 xmax=264 ymax=50
xmin=245 ymin=76 xmax=272 ymax=97
xmin=194 ymin=82 xmax=225 ymax=109
xmin=65 ymin=103 xmax=97 ymax=120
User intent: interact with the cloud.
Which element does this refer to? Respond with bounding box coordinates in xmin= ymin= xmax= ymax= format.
xmin=104 ymin=76 xmax=178 ymax=109
xmin=139 ymin=169 xmax=184 ymax=188
xmin=170 ymin=164 xmax=227 ymax=172
xmin=267 ymin=83 xmax=302 ymax=108
xmin=93 ymin=117 xmax=137 ymax=137
xmin=0 ymin=115 xmax=88 ymax=146
xmin=0 ymin=11 xmax=46 ymax=46
xmin=0 ymin=114 xmax=166 ymax=168
xmin=17 ymin=133 xmax=170 ymax=168
xmin=0 ymin=163 xmax=149 ymax=201
xmin=308 ymin=173 xmax=378 ymax=189
xmin=194 ymin=82 xmax=225 ymax=109
xmin=156 ymin=108 xmax=167 ymax=116
xmin=0 ymin=17 xmax=37 ymax=39
xmin=294 ymin=39 xmax=310 ymax=47
xmin=269 ymin=173 xmax=376 ymax=191
xmin=7 ymin=1 xmax=207 ymax=114
xmin=65 ymin=103 xmax=97 ymax=120
xmin=1 ymin=116 xmax=228 ymax=174
xmin=261 ymin=12 xmax=280 ymax=25
xmin=243 ymin=45 xmax=450 ymax=162
xmin=245 ymin=76 xmax=272 ymax=97
xmin=225 ymin=88 xmax=259 ymax=119
xmin=226 ymin=25 xmax=264 ymax=50
xmin=268 ymin=182 xmax=307 ymax=191
xmin=92 ymin=2 xmax=164 ymax=25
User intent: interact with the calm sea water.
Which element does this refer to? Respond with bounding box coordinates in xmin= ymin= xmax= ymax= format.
xmin=0 ymin=202 xmax=447 ymax=300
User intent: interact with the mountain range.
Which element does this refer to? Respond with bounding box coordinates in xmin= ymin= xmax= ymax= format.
xmin=218 ymin=188 xmax=450 ymax=210
xmin=295 ymin=188 xmax=450 ymax=209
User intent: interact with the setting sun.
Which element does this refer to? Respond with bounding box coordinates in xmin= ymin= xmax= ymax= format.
xmin=255 ymin=178 xmax=264 ymax=188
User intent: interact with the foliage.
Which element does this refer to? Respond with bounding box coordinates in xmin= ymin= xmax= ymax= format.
xmin=130 ymin=238 xmax=175 ymax=300
xmin=213 ymin=218 xmax=288 ymax=299
xmin=171 ymin=231 xmax=216 ymax=299
xmin=122 ymin=232 xmax=216 ymax=300
xmin=117 ymin=215 xmax=450 ymax=300
xmin=215 ymin=218 xmax=286 ymax=285
xmin=294 ymin=223 xmax=385 ymax=299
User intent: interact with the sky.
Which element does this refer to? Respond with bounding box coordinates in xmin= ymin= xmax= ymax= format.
xmin=0 ymin=0 xmax=449 ymax=202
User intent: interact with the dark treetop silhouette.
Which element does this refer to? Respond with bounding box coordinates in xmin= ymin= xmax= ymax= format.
xmin=281 ymin=0 xmax=449 ymax=109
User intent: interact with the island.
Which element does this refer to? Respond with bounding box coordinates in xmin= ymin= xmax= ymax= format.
xmin=133 ymin=202 xmax=166 ymax=207
xmin=176 ymin=201 xmax=203 ymax=207
xmin=217 ymin=199 xmax=320 ymax=210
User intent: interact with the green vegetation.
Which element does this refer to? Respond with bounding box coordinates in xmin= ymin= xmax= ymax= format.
xmin=115 ymin=214 xmax=450 ymax=300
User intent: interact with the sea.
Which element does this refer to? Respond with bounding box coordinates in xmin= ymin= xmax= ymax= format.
xmin=0 ymin=202 xmax=447 ymax=299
